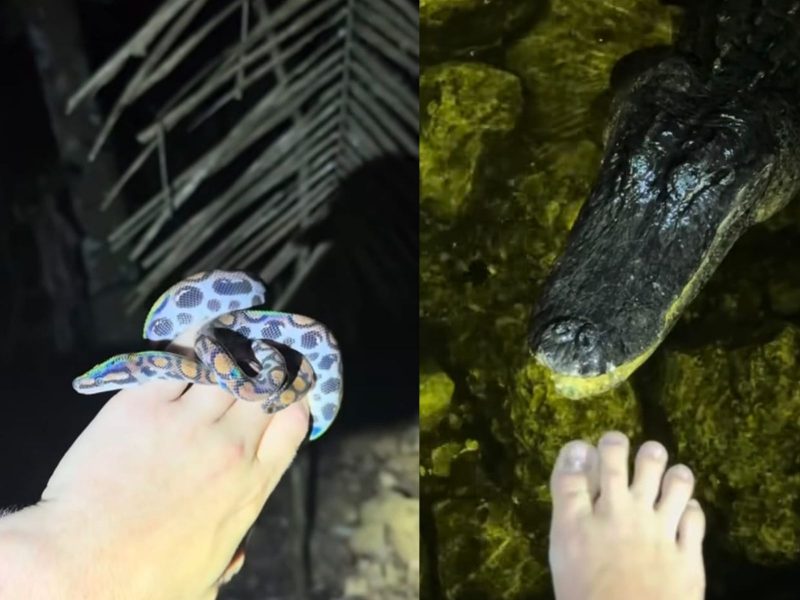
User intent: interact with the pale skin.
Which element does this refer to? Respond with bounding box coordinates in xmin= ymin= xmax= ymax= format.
xmin=0 ymin=378 xmax=310 ymax=600
xmin=549 ymin=431 xmax=706 ymax=600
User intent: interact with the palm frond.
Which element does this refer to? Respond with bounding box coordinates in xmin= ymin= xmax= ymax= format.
xmin=68 ymin=0 xmax=418 ymax=311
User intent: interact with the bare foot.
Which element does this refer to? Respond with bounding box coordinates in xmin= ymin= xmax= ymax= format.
xmin=548 ymin=431 xmax=706 ymax=600
xmin=0 ymin=380 xmax=310 ymax=600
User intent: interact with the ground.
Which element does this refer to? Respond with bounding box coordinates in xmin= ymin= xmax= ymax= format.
xmin=219 ymin=419 xmax=419 ymax=600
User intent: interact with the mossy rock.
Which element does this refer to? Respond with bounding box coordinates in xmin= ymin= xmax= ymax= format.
xmin=434 ymin=495 xmax=549 ymax=599
xmin=509 ymin=361 xmax=641 ymax=507
xmin=420 ymin=62 xmax=522 ymax=217
xmin=660 ymin=324 xmax=800 ymax=564
xmin=505 ymin=0 xmax=676 ymax=139
xmin=421 ymin=371 xmax=455 ymax=434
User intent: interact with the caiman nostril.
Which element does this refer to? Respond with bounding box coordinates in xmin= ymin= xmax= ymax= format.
xmin=530 ymin=318 xmax=608 ymax=377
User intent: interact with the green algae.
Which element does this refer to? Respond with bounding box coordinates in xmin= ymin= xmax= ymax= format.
xmin=434 ymin=496 xmax=550 ymax=599
xmin=659 ymin=325 xmax=800 ymax=564
xmin=421 ymin=0 xmax=800 ymax=597
xmin=420 ymin=62 xmax=522 ymax=217
xmin=421 ymin=371 xmax=456 ymax=434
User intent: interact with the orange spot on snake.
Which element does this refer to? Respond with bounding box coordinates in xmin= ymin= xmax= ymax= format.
xmin=270 ymin=368 xmax=284 ymax=386
xmin=214 ymin=353 xmax=234 ymax=376
xmin=280 ymin=390 xmax=296 ymax=405
xmin=105 ymin=371 xmax=133 ymax=382
xmin=218 ymin=314 xmax=236 ymax=326
xmin=179 ymin=361 xmax=198 ymax=379
xmin=291 ymin=315 xmax=315 ymax=327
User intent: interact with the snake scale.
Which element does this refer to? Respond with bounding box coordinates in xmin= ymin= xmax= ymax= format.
xmin=73 ymin=270 xmax=343 ymax=440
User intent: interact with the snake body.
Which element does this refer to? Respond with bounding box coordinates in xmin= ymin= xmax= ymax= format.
xmin=73 ymin=271 xmax=343 ymax=440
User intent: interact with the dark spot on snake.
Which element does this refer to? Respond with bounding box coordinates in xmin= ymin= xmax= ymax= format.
xmin=237 ymin=326 xmax=251 ymax=337
xmin=283 ymin=338 xmax=295 ymax=347
xmin=207 ymin=299 xmax=221 ymax=311
xmin=320 ymin=378 xmax=341 ymax=394
xmin=322 ymin=403 xmax=337 ymax=420
xmin=318 ymin=355 xmax=337 ymax=370
xmin=213 ymin=277 xmax=253 ymax=295
xmin=174 ymin=285 xmax=203 ymax=308
xmin=177 ymin=313 xmax=193 ymax=325
xmin=301 ymin=331 xmax=321 ymax=349
xmin=251 ymin=294 xmax=262 ymax=306
xmin=229 ymin=300 xmax=241 ymax=310
xmin=306 ymin=352 xmax=319 ymax=362
xmin=151 ymin=318 xmax=174 ymax=337
xmin=261 ymin=322 xmax=283 ymax=339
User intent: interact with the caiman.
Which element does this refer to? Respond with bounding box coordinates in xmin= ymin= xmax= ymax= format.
xmin=528 ymin=0 xmax=800 ymax=398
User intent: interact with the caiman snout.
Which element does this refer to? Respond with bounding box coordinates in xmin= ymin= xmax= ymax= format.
xmin=530 ymin=317 xmax=612 ymax=377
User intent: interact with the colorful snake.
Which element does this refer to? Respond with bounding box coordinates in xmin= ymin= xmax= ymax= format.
xmin=72 ymin=270 xmax=343 ymax=440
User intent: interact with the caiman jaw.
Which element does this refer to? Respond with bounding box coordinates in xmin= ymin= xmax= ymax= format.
xmin=527 ymin=57 xmax=800 ymax=398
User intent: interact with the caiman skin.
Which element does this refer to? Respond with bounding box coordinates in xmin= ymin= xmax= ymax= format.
xmin=528 ymin=0 xmax=800 ymax=398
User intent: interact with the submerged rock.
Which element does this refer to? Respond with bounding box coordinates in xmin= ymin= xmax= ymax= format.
xmin=420 ymin=371 xmax=455 ymax=434
xmin=511 ymin=361 xmax=640 ymax=469
xmin=660 ymin=324 xmax=800 ymax=564
xmin=434 ymin=496 xmax=548 ymax=599
xmin=505 ymin=0 xmax=675 ymax=139
xmin=420 ymin=62 xmax=522 ymax=217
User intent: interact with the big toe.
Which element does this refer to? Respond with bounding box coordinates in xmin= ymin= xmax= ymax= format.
xmin=657 ymin=464 xmax=695 ymax=535
xmin=550 ymin=440 xmax=599 ymax=522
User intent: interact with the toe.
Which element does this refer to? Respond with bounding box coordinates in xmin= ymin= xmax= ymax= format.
xmin=657 ymin=464 xmax=695 ymax=534
xmin=630 ymin=441 xmax=668 ymax=506
xmin=596 ymin=431 xmax=630 ymax=508
xmin=678 ymin=498 xmax=706 ymax=553
xmin=550 ymin=440 xmax=598 ymax=521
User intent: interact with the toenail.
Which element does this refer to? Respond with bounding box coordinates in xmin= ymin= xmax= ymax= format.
xmin=599 ymin=431 xmax=627 ymax=446
xmin=562 ymin=443 xmax=589 ymax=470
xmin=641 ymin=441 xmax=665 ymax=459
xmin=671 ymin=465 xmax=693 ymax=480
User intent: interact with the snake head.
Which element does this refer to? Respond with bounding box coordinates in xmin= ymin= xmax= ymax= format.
xmin=72 ymin=355 xmax=138 ymax=394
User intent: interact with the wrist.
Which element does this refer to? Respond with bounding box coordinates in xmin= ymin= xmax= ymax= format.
xmin=0 ymin=505 xmax=59 ymax=598
xmin=0 ymin=503 xmax=108 ymax=600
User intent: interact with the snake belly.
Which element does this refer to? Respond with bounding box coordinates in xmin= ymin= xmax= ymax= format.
xmin=72 ymin=270 xmax=343 ymax=441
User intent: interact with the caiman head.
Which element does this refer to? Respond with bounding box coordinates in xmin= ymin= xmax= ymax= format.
xmin=528 ymin=56 xmax=800 ymax=398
